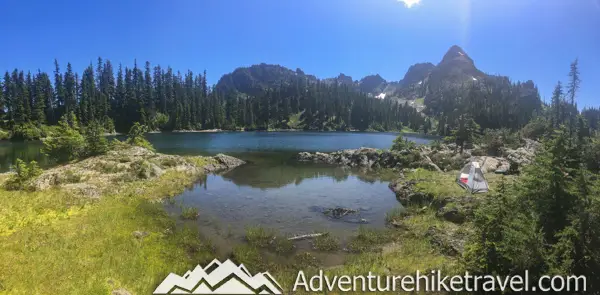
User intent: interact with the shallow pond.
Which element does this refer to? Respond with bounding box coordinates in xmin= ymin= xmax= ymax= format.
xmin=1 ymin=131 xmax=435 ymax=239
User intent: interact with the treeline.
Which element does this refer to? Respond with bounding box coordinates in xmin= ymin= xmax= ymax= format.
xmin=0 ymin=58 xmax=427 ymax=137
xmin=464 ymin=59 xmax=600 ymax=291
xmin=425 ymin=76 xmax=543 ymax=135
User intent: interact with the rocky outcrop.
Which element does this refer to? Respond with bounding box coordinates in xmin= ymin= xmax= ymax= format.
xmin=469 ymin=156 xmax=510 ymax=174
xmin=502 ymin=139 xmax=540 ymax=167
xmin=21 ymin=146 xmax=245 ymax=197
xmin=388 ymin=177 xmax=481 ymax=224
xmin=298 ymin=137 xmax=540 ymax=174
xmin=209 ymin=154 xmax=247 ymax=171
xmin=388 ymin=178 xmax=434 ymax=206
xmin=298 ymin=147 xmax=431 ymax=170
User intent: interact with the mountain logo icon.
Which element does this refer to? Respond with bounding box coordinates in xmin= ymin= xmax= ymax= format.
xmin=153 ymin=259 xmax=283 ymax=294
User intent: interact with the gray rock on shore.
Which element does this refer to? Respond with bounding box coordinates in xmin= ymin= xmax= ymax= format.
xmin=297 ymin=138 xmax=540 ymax=173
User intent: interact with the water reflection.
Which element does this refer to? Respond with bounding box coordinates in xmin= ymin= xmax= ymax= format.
xmin=167 ymin=163 xmax=400 ymax=238
xmin=218 ymin=163 xmax=397 ymax=190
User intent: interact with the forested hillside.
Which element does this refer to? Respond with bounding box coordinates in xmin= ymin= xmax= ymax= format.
xmin=0 ymin=59 xmax=426 ymax=137
xmin=0 ymin=45 xmax=598 ymax=140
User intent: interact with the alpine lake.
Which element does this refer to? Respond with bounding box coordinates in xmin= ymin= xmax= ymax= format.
xmin=0 ymin=132 xmax=435 ymax=244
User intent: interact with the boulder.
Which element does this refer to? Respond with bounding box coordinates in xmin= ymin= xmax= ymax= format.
xmin=388 ymin=178 xmax=434 ymax=206
xmin=214 ymin=154 xmax=246 ymax=169
xmin=470 ymin=156 xmax=510 ymax=173
xmin=297 ymin=152 xmax=313 ymax=161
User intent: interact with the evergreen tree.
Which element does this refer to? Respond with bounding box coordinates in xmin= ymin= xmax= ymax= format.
xmin=32 ymin=71 xmax=47 ymax=124
xmin=63 ymin=63 xmax=77 ymax=116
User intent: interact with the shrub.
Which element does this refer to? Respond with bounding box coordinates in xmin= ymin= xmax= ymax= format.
xmin=245 ymin=226 xmax=274 ymax=248
xmin=391 ymin=136 xmax=416 ymax=151
xmin=151 ymin=112 xmax=170 ymax=131
xmin=368 ymin=122 xmax=386 ymax=132
xmin=479 ymin=128 xmax=522 ymax=156
xmin=42 ymin=116 xmax=85 ymax=162
xmin=103 ymin=117 xmax=115 ymax=134
xmin=181 ymin=207 xmax=199 ymax=220
xmin=4 ymin=159 xmax=42 ymax=190
xmin=521 ymin=117 xmax=549 ymax=140
xmin=131 ymin=159 xmax=160 ymax=179
xmin=430 ymin=140 xmax=443 ymax=151
xmin=126 ymin=122 xmax=154 ymax=151
xmin=11 ymin=123 xmax=43 ymax=141
xmin=313 ymin=233 xmax=340 ymax=251
xmin=271 ymin=237 xmax=294 ymax=254
xmin=84 ymin=121 xmax=109 ymax=157
xmin=0 ymin=129 xmax=9 ymax=140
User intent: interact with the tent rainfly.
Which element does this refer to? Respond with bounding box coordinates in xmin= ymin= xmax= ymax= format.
xmin=456 ymin=162 xmax=489 ymax=193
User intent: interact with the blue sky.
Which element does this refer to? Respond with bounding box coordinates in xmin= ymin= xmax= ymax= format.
xmin=1 ymin=0 xmax=598 ymax=107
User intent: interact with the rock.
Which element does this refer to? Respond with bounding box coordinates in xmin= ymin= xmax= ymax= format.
xmin=112 ymin=288 xmax=132 ymax=295
xmin=214 ymin=154 xmax=246 ymax=169
xmin=297 ymin=152 xmax=313 ymax=161
xmin=425 ymin=226 xmax=465 ymax=256
xmin=323 ymin=207 xmax=359 ymax=219
xmin=470 ymin=156 xmax=510 ymax=173
xmin=388 ymin=178 xmax=434 ymax=206
xmin=132 ymin=231 xmax=148 ymax=239
xmin=436 ymin=207 xmax=466 ymax=224
xmin=502 ymin=139 xmax=540 ymax=168
xmin=314 ymin=152 xmax=335 ymax=164
xmin=28 ymin=146 xmax=245 ymax=196
xmin=434 ymin=195 xmax=480 ymax=223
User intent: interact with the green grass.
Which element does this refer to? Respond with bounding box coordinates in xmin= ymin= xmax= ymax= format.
xmin=385 ymin=206 xmax=407 ymax=224
xmin=180 ymin=207 xmax=199 ymax=220
xmin=245 ymin=225 xmax=274 ymax=248
xmin=346 ymin=227 xmax=394 ymax=253
xmin=312 ymin=233 xmax=340 ymax=251
xmin=0 ymin=153 xmax=219 ymax=295
xmin=405 ymin=168 xmax=465 ymax=197
xmin=405 ymin=167 xmax=518 ymax=198
xmin=0 ymin=154 xmax=469 ymax=294
xmin=0 ymin=174 xmax=217 ymax=294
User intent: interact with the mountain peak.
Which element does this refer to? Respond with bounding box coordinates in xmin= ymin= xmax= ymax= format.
xmin=440 ymin=45 xmax=474 ymax=65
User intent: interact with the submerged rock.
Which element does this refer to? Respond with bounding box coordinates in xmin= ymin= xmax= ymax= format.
xmin=323 ymin=207 xmax=359 ymax=219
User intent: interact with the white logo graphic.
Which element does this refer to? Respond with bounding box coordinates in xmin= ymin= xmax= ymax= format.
xmin=153 ymin=259 xmax=283 ymax=294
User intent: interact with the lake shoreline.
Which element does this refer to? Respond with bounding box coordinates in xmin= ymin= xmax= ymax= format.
xmin=0 ymin=139 xmax=467 ymax=294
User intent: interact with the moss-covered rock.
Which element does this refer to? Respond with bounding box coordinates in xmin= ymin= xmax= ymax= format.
xmin=3 ymin=146 xmax=245 ymax=197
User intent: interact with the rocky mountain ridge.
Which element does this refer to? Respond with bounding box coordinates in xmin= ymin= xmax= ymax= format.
xmin=216 ymin=45 xmax=536 ymax=112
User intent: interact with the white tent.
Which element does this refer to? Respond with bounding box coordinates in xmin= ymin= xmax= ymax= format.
xmin=456 ymin=162 xmax=489 ymax=194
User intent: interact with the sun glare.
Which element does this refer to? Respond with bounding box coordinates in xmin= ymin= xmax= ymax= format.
xmin=397 ymin=0 xmax=422 ymax=8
